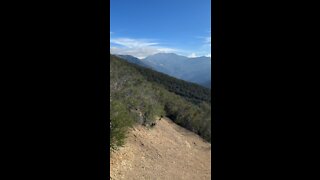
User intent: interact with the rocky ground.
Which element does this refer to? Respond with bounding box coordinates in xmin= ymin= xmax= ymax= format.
xmin=110 ymin=117 xmax=211 ymax=180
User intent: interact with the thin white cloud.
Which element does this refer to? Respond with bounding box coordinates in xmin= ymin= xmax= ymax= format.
xmin=110 ymin=37 xmax=178 ymax=59
xmin=110 ymin=33 xmax=211 ymax=59
xmin=195 ymin=34 xmax=211 ymax=46
xmin=205 ymin=36 xmax=211 ymax=57
xmin=194 ymin=33 xmax=211 ymax=57
xmin=110 ymin=38 xmax=159 ymax=48
xmin=203 ymin=31 xmax=211 ymax=57
xmin=188 ymin=53 xmax=197 ymax=58
xmin=205 ymin=36 xmax=211 ymax=46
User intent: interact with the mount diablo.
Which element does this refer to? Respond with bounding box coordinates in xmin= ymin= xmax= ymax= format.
xmin=116 ymin=53 xmax=211 ymax=88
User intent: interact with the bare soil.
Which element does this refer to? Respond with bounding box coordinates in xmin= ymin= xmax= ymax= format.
xmin=110 ymin=117 xmax=211 ymax=180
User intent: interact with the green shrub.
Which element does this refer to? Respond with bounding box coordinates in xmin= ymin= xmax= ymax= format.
xmin=110 ymin=100 xmax=133 ymax=150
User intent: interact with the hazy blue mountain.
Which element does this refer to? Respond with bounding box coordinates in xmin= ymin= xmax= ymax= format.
xmin=112 ymin=53 xmax=211 ymax=88
xmin=143 ymin=53 xmax=188 ymax=75
xmin=142 ymin=53 xmax=211 ymax=88
xmin=114 ymin=54 xmax=150 ymax=68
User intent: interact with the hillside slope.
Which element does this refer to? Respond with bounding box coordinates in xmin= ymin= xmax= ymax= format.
xmin=112 ymin=53 xmax=211 ymax=88
xmin=110 ymin=54 xmax=211 ymax=148
xmin=110 ymin=117 xmax=211 ymax=180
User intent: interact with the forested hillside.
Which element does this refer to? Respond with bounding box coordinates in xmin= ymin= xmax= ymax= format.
xmin=116 ymin=53 xmax=211 ymax=88
xmin=128 ymin=61 xmax=211 ymax=104
xmin=110 ymin=55 xmax=211 ymax=150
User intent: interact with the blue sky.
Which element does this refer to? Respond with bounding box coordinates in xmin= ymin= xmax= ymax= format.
xmin=110 ymin=0 xmax=211 ymax=59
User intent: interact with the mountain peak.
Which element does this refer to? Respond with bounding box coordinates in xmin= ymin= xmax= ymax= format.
xmin=150 ymin=52 xmax=179 ymax=57
xmin=144 ymin=53 xmax=188 ymax=60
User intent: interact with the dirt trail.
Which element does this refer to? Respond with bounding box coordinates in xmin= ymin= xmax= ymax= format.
xmin=110 ymin=118 xmax=211 ymax=180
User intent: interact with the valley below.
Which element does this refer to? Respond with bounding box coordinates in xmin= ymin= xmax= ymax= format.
xmin=110 ymin=117 xmax=211 ymax=180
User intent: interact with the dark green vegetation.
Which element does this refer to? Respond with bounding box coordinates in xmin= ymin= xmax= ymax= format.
xmin=133 ymin=64 xmax=211 ymax=105
xmin=110 ymin=100 xmax=133 ymax=150
xmin=110 ymin=55 xmax=211 ymax=150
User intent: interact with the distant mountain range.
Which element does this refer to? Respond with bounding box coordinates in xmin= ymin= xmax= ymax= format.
xmin=115 ymin=55 xmax=151 ymax=68
xmin=114 ymin=53 xmax=211 ymax=88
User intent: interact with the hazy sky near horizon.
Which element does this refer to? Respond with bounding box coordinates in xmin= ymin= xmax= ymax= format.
xmin=110 ymin=0 xmax=211 ymax=59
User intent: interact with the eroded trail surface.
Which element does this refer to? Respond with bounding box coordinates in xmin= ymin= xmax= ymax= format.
xmin=110 ymin=118 xmax=211 ymax=180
